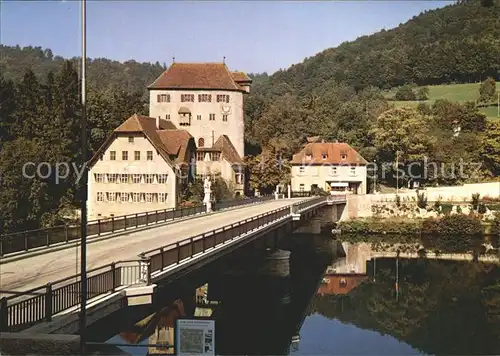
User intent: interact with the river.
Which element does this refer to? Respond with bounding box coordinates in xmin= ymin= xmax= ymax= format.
xmin=87 ymin=238 xmax=500 ymax=355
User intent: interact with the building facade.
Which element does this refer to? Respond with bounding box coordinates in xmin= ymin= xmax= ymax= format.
xmin=148 ymin=63 xmax=251 ymax=159
xmin=290 ymin=139 xmax=368 ymax=195
xmin=87 ymin=114 xmax=196 ymax=220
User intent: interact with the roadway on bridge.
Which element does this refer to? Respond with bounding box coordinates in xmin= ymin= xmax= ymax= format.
xmin=0 ymin=198 xmax=306 ymax=294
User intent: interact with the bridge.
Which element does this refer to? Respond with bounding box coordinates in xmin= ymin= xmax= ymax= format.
xmin=0 ymin=195 xmax=346 ymax=339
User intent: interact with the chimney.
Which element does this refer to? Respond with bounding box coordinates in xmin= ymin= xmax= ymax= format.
xmin=156 ymin=116 xmax=160 ymax=129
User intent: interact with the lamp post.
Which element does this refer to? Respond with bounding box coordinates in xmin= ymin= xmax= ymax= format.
xmin=395 ymin=151 xmax=399 ymax=196
xmin=79 ymin=0 xmax=88 ymax=353
xmin=373 ymin=159 xmax=377 ymax=194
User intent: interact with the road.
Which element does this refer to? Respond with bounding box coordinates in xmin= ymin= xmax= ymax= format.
xmin=0 ymin=199 xmax=303 ymax=294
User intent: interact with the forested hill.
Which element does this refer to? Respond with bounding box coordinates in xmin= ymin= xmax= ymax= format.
xmin=254 ymin=0 xmax=500 ymax=98
xmin=0 ymin=44 xmax=165 ymax=94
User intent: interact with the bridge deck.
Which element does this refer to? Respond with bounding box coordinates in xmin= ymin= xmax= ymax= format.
xmin=0 ymin=199 xmax=306 ymax=295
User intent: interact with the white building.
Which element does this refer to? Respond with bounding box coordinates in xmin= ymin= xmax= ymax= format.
xmin=87 ymin=114 xmax=196 ymax=220
xmin=290 ymin=139 xmax=368 ymax=195
xmin=148 ymin=62 xmax=251 ymax=194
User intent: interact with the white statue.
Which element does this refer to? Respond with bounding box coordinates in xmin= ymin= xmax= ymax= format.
xmin=203 ymin=176 xmax=213 ymax=212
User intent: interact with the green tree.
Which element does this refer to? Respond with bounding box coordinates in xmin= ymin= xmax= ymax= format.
xmin=394 ymin=85 xmax=416 ymax=101
xmin=481 ymin=121 xmax=500 ymax=175
xmin=417 ymin=87 xmax=430 ymax=101
xmin=372 ymin=107 xmax=435 ymax=163
xmin=478 ymin=77 xmax=496 ymax=104
xmin=0 ymin=74 xmax=17 ymax=145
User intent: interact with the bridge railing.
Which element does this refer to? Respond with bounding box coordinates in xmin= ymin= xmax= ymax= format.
xmin=143 ymin=206 xmax=291 ymax=274
xmin=0 ymin=195 xmax=274 ymax=258
xmin=0 ymin=259 xmax=148 ymax=332
xmin=327 ymin=194 xmax=347 ymax=203
xmin=0 ymin=197 xmax=326 ymax=332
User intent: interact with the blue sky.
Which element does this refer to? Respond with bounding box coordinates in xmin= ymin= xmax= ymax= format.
xmin=1 ymin=0 xmax=453 ymax=74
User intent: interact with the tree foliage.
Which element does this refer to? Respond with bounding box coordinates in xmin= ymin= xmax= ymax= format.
xmin=478 ymin=77 xmax=497 ymax=103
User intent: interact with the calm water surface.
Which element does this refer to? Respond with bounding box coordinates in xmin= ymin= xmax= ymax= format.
xmin=89 ymin=240 xmax=500 ymax=355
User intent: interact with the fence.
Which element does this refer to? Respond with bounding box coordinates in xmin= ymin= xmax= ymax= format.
xmin=0 ymin=197 xmax=332 ymax=332
xmin=0 ymin=260 xmax=147 ymax=332
xmin=0 ymin=195 xmax=274 ymax=257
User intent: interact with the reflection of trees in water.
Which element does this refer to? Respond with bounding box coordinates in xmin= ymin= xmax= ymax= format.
xmin=308 ymin=259 xmax=500 ymax=355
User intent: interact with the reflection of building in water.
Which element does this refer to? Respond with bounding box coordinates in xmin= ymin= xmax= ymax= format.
xmin=119 ymin=299 xmax=186 ymax=355
xmin=319 ymin=243 xmax=371 ymax=295
xmin=317 ymin=275 xmax=368 ymax=296
xmin=327 ymin=242 xmax=372 ymax=274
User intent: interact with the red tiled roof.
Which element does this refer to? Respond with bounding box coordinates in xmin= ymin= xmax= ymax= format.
xmin=290 ymin=142 xmax=368 ymax=165
xmin=231 ymin=71 xmax=252 ymax=83
xmin=212 ymin=135 xmax=245 ymax=165
xmin=157 ymin=129 xmax=194 ymax=164
xmin=89 ymin=114 xmax=194 ymax=167
xmin=148 ymin=63 xmax=247 ymax=91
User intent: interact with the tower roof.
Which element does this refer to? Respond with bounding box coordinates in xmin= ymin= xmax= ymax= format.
xmin=148 ymin=62 xmax=248 ymax=92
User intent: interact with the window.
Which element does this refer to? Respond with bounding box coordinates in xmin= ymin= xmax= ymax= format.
xmin=198 ymin=138 xmax=205 ymax=147
xmin=145 ymin=193 xmax=154 ymax=203
xmin=331 ymin=166 xmax=338 ymax=176
xmin=157 ymin=94 xmax=170 ymax=103
xmin=216 ymin=94 xmax=230 ymax=103
xmin=235 ymin=173 xmax=244 ymax=185
xmin=197 ymin=115 xmax=201 ymax=120
xmin=299 ymin=166 xmax=305 ymax=174
xmin=350 ymin=167 xmax=356 ymax=176
xmin=132 ymin=174 xmax=142 ymax=183
xmin=299 ymin=184 xmax=305 ymax=192
xmin=120 ymin=192 xmax=129 ymax=202
xmin=128 ymin=137 xmax=134 ymax=143
xmin=341 ymin=154 xmax=347 ymax=161
xmin=97 ymin=192 xmax=104 ymax=202
xmin=181 ymin=94 xmax=194 ymax=102
xmin=107 ymin=192 xmax=117 ymax=202
xmin=147 ymin=151 xmax=153 ymax=161
xmin=198 ymin=94 xmax=212 ymax=102
xmin=209 ymin=113 xmax=215 ymax=121
xmin=211 ymin=152 xmax=220 ymax=161
xmin=122 ymin=151 xmax=128 ymax=160
xmin=94 ymin=173 xmax=105 ymax=183
xmin=322 ymin=153 xmax=328 ymax=160
xmin=134 ymin=151 xmax=140 ymax=160
xmin=166 ymin=114 xmax=171 ymax=120
xmin=120 ymin=174 xmax=129 ymax=183
xmin=143 ymin=174 xmax=155 ymax=183
xmin=157 ymin=174 xmax=168 ymax=184
xmin=107 ymin=174 xmax=118 ymax=183
xmin=158 ymin=193 xmax=168 ymax=203
xmin=110 ymin=151 xmax=116 ymax=160
xmin=196 ymin=152 xmax=205 ymax=161
xmin=132 ymin=193 xmax=141 ymax=203
xmin=222 ymin=114 xmax=228 ymax=122
xmin=99 ymin=155 xmax=103 ymax=161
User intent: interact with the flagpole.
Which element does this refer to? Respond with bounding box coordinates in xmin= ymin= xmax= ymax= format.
xmin=79 ymin=0 xmax=88 ymax=353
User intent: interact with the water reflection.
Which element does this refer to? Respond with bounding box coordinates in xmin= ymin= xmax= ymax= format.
xmin=93 ymin=240 xmax=500 ymax=355
xmin=304 ymin=242 xmax=500 ymax=355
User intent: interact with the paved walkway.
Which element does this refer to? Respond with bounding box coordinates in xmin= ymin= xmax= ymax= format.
xmin=0 ymin=199 xmax=304 ymax=294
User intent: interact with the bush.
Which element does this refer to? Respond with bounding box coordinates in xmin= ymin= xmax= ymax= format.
xmin=456 ymin=205 xmax=462 ymax=214
xmin=417 ymin=87 xmax=429 ymax=101
xmin=395 ymin=195 xmax=401 ymax=208
xmin=441 ymin=203 xmax=453 ymax=215
xmin=417 ymin=191 xmax=428 ymax=209
xmin=421 ymin=214 xmax=483 ymax=252
xmin=471 ymin=193 xmax=480 ymax=211
xmin=433 ymin=198 xmax=441 ymax=212
xmin=478 ymin=203 xmax=487 ymax=214
xmin=395 ymin=85 xmax=417 ymax=101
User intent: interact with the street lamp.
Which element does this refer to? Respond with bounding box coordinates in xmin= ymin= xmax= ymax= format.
xmin=373 ymin=159 xmax=377 ymax=194
xmin=79 ymin=0 xmax=88 ymax=353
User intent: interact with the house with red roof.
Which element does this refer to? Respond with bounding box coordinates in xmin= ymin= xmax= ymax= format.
xmin=290 ymin=138 xmax=368 ymax=194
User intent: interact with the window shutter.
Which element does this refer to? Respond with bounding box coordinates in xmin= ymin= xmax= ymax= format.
xmin=157 ymin=94 xmax=161 ymax=102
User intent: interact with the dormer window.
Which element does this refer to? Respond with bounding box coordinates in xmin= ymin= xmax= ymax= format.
xmin=341 ymin=154 xmax=347 ymax=161
xmin=322 ymin=153 xmax=327 ymax=160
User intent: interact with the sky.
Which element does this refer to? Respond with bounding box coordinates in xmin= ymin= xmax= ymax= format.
xmin=1 ymin=0 xmax=454 ymax=74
